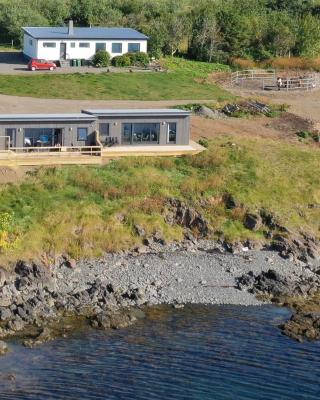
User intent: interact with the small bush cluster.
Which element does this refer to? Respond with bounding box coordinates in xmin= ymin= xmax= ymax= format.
xmin=92 ymin=51 xmax=111 ymax=67
xmin=112 ymin=52 xmax=150 ymax=67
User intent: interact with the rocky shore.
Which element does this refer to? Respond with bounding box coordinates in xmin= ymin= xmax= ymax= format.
xmin=0 ymin=237 xmax=319 ymax=353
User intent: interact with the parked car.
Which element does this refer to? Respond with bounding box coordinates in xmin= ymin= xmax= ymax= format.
xmin=28 ymin=59 xmax=57 ymax=71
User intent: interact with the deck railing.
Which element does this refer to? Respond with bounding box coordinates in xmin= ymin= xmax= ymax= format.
xmin=7 ymin=145 xmax=102 ymax=156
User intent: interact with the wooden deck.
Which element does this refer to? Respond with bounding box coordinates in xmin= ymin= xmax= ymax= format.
xmin=0 ymin=142 xmax=205 ymax=166
xmin=101 ymin=141 xmax=204 ymax=159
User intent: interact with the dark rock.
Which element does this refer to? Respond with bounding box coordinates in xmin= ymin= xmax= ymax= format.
xmin=222 ymin=193 xmax=241 ymax=210
xmin=90 ymin=308 xmax=144 ymax=330
xmin=165 ymin=199 xmax=208 ymax=237
xmin=244 ymin=213 xmax=262 ymax=231
xmin=0 ymin=267 xmax=8 ymax=287
xmin=280 ymin=312 xmax=320 ymax=342
xmin=236 ymin=269 xmax=320 ymax=299
xmin=62 ymin=255 xmax=77 ymax=269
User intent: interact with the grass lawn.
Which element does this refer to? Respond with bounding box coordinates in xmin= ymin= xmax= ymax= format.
xmin=0 ymin=135 xmax=318 ymax=265
xmin=0 ymin=57 xmax=233 ymax=101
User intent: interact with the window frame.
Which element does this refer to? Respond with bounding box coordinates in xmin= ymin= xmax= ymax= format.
xmin=77 ymin=127 xmax=88 ymax=141
xmin=112 ymin=42 xmax=123 ymax=54
xmin=70 ymin=42 xmax=76 ymax=48
xmin=128 ymin=43 xmax=140 ymax=53
xmin=43 ymin=42 xmax=56 ymax=48
xmin=79 ymin=42 xmax=90 ymax=48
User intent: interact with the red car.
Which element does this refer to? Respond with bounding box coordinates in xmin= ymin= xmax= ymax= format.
xmin=28 ymin=58 xmax=57 ymax=71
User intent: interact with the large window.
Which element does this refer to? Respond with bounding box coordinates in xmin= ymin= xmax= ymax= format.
xmin=43 ymin=42 xmax=56 ymax=48
xmin=122 ymin=123 xmax=160 ymax=145
xmin=79 ymin=42 xmax=90 ymax=48
xmin=24 ymin=128 xmax=53 ymax=147
xmin=167 ymin=123 xmax=177 ymax=144
xmin=77 ymin=127 xmax=88 ymax=141
xmin=112 ymin=43 xmax=122 ymax=54
xmin=128 ymin=43 xmax=140 ymax=53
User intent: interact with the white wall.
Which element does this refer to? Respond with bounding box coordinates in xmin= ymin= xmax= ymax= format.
xmin=35 ymin=39 xmax=148 ymax=61
xmin=23 ymin=34 xmax=38 ymax=59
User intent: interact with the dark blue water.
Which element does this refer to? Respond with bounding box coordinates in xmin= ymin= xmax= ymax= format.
xmin=0 ymin=305 xmax=319 ymax=400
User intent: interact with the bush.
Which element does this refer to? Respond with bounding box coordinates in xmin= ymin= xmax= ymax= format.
xmin=92 ymin=50 xmax=111 ymax=67
xmin=128 ymin=52 xmax=150 ymax=67
xmin=112 ymin=54 xmax=132 ymax=67
xmin=112 ymin=52 xmax=150 ymax=68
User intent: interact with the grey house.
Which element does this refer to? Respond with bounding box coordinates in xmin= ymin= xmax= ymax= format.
xmin=0 ymin=109 xmax=191 ymax=151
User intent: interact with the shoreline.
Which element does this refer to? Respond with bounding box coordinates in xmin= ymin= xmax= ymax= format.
xmin=1 ymin=239 xmax=319 ymax=352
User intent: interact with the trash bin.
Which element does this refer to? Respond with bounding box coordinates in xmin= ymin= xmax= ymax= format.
xmin=81 ymin=59 xmax=86 ymax=66
xmin=77 ymin=59 xmax=81 ymax=67
xmin=70 ymin=59 xmax=73 ymax=67
xmin=72 ymin=59 xmax=77 ymax=67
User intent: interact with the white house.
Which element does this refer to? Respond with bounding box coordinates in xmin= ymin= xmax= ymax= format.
xmin=22 ymin=21 xmax=148 ymax=62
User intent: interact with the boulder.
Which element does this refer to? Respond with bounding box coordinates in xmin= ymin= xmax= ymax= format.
xmin=244 ymin=213 xmax=262 ymax=231
xmin=280 ymin=312 xmax=320 ymax=342
xmin=165 ymin=199 xmax=209 ymax=237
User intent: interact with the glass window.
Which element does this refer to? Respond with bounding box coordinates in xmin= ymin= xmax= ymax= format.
xmin=128 ymin=43 xmax=140 ymax=53
xmin=24 ymin=128 xmax=53 ymax=147
xmin=122 ymin=123 xmax=160 ymax=145
xmin=77 ymin=127 xmax=88 ymax=141
xmin=29 ymin=39 xmax=33 ymax=46
xmin=70 ymin=42 xmax=76 ymax=48
xmin=79 ymin=42 xmax=90 ymax=48
xmin=43 ymin=42 xmax=56 ymax=48
xmin=167 ymin=123 xmax=177 ymax=143
xmin=96 ymin=43 xmax=106 ymax=52
xmin=99 ymin=123 xmax=109 ymax=137
xmin=112 ymin=43 xmax=122 ymax=54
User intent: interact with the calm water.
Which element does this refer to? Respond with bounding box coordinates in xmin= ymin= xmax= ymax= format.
xmin=0 ymin=305 xmax=319 ymax=400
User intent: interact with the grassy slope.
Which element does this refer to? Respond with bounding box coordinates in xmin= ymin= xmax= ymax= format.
xmin=0 ymin=58 xmax=232 ymax=101
xmin=0 ymin=135 xmax=318 ymax=265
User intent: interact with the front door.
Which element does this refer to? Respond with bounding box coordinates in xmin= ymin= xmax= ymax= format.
xmin=60 ymin=43 xmax=67 ymax=60
xmin=95 ymin=43 xmax=106 ymax=52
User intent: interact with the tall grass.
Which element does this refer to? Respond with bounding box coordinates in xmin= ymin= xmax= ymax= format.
xmin=0 ymin=135 xmax=318 ymax=265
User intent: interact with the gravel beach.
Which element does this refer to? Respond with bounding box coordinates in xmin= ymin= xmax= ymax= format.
xmin=0 ymin=239 xmax=319 ymax=347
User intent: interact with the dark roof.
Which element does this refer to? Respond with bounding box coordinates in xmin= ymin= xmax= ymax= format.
xmin=82 ymin=109 xmax=191 ymax=117
xmin=23 ymin=27 xmax=148 ymax=40
xmin=0 ymin=114 xmax=96 ymax=122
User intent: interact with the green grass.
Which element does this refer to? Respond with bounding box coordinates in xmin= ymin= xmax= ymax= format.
xmin=0 ymin=135 xmax=318 ymax=265
xmin=0 ymin=57 xmax=233 ymax=101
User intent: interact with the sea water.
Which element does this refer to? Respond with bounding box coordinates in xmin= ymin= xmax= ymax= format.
xmin=0 ymin=305 xmax=319 ymax=399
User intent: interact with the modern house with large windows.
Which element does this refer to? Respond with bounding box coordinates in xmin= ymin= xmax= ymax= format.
xmin=0 ymin=108 xmax=203 ymax=166
xmin=23 ymin=21 xmax=148 ymax=62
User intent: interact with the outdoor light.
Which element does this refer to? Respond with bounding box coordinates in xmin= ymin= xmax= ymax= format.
xmin=162 ymin=121 xmax=166 ymax=125
xmin=114 ymin=122 xmax=118 ymax=126
xmin=69 ymin=127 xmax=73 ymax=131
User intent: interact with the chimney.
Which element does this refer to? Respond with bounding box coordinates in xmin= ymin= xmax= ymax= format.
xmin=68 ymin=20 xmax=74 ymax=35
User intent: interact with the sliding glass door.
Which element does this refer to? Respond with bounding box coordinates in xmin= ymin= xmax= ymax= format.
xmin=122 ymin=123 xmax=160 ymax=145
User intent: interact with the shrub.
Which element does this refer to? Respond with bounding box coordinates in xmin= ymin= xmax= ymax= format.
xmin=92 ymin=50 xmax=111 ymax=67
xmin=112 ymin=52 xmax=150 ymax=67
xmin=128 ymin=52 xmax=150 ymax=67
xmin=112 ymin=54 xmax=132 ymax=67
